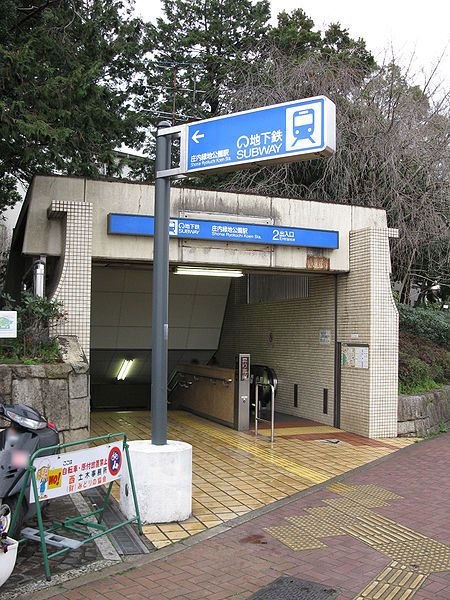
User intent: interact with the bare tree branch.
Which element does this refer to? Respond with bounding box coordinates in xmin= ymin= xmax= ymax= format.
xmin=222 ymin=47 xmax=450 ymax=300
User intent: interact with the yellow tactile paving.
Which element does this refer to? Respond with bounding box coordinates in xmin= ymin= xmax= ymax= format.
xmin=286 ymin=513 xmax=342 ymax=537
xmin=265 ymin=523 xmax=327 ymax=551
xmin=373 ymin=438 xmax=414 ymax=448
xmin=264 ymin=483 xmax=450 ymax=600
xmin=272 ymin=425 xmax=340 ymax=435
xmin=336 ymin=484 xmax=403 ymax=503
xmin=374 ymin=539 xmax=450 ymax=573
xmin=354 ymin=562 xmax=429 ymax=600
xmin=90 ymin=410 xmax=417 ymax=549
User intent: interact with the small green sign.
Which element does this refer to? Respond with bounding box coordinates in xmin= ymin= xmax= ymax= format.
xmin=0 ymin=311 xmax=17 ymax=338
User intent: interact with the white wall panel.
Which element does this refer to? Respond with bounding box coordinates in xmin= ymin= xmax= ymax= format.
xmin=91 ymin=292 xmax=122 ymax=325
xmin=186 ymin=328 xmax=222 ymax=349
xmin=119 ymin=293 xmax=152 ymax=327
xmin=91 ymin=267 xmax=230 ymax=352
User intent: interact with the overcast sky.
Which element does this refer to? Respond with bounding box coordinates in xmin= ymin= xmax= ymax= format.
xmin=134 ymin=0 xmax=450 ymax=89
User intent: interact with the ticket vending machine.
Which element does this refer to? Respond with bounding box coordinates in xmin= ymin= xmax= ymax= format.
xmin=234 ymin=353 xmax=250 ymax=431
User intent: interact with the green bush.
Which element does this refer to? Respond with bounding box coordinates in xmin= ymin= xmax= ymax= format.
xmin=0 ymin=293 xmax=65 ymax=362
xmin=398 ymin=303 xmax=450 ymax=350
xmin=399 ymin=331 xmax=450 ymax=393
xmin=398 ymin=356 xmax=439 ymax=393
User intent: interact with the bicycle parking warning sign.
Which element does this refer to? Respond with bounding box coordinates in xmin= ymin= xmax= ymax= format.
xmin=31 ymin=442 xmax=124 ymax=502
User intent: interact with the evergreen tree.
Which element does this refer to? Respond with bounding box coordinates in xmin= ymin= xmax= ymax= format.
xmin=321 ymin=22 xmax=376 ymax=71
xmin=141 ymin=0 xmax=271 ymax=125
xmin=0 ymin=0 xmax=147 ymax=211
xmin=269 ymin=9 xmax=321 ymax=57
xmin=269 ymin=9 xmax=376 ymax=73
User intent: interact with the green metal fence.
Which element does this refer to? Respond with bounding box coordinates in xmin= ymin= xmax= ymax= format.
xmin=10 ymin=432 xmax=142 ymax=581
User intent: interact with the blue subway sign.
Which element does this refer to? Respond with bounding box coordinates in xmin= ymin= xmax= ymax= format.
xmin=108 ymin=214 xmax=338 ymax=249
xmin=183 ymin=96 xmax=335 ymax=175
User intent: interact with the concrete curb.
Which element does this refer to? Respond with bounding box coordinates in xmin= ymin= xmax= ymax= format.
xmin=23 ymin=435 xmax=441 ymax=600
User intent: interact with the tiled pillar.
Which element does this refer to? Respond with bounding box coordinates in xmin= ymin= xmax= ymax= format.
xmin=48 ymin=201 xmax=93 ymax=359
xmin=369 ymin=229 xmax=399 ymax=437
xmin=337 ymin=228 xmax=398 ymax=438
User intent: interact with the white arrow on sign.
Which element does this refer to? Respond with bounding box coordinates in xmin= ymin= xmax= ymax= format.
xmin=192 ymin=130 xmax=205 ymax=144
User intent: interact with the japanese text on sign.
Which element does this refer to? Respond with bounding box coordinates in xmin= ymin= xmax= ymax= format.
xmin=30 ymin=442 xmax=124 ymax=503
xmin=185 ymin=96 xmax=335 ymax=175
xmin=108 ymin=214 xmax=339 ymax=250
xmin=342 ymin=345 xmax=369 ymax=369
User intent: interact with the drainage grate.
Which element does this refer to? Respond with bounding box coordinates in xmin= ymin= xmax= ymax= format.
xmin=248 ymin=576 xmax=338 ymax=599
xmin=82 ymin=487 xmax=153 ymax=555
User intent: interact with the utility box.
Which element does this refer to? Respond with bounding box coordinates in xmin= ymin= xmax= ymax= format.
xmin=234 ymin=353 xmax=250 ymax=431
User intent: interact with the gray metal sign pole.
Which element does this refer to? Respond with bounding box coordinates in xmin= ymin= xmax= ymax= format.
xmin=151 ymin=121 xmax=172 ymax=445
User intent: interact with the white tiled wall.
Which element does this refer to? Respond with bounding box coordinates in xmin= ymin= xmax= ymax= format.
xmin=48 ymin=201 xmax=93 ymax=358
xmin=218 ymin=229 xmax=398 ymax=438
xmin=338 ymin=229 xmax=398 ymax=438
xmin=337 ymin=230 xmax=371 ymax=436
xmin=216 ymin=275 xmax=336 ymax=425
xmin=369 ymin=230 xmax=398 ymax=437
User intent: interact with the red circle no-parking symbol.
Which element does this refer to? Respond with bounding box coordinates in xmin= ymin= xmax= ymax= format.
xmin=108 ymin=446 xmax=122 ymax=476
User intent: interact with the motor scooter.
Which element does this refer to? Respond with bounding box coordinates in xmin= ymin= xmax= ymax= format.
xmin=0 ymin=403 xmax=59 ymax=537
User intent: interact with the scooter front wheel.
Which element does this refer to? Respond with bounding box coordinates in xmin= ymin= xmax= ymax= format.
xmin=1 ymin=495 xmax=25 ymax=539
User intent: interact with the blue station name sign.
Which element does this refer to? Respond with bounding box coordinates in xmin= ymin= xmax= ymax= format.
xmin=183 ymin=96 xmax=336 ymax=176
xmin=108 ymin=213 xmax=339 ymax=249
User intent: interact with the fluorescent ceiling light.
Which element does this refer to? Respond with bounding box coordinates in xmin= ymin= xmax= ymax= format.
xmin=174 ymin=266 xmax=243 ymax=278
xmin=117 ymin=359 xmax=134 ymax=381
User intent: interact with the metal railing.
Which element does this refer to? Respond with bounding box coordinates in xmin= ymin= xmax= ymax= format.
xmin=254 ymin=383 xmax=275 ymax=443
xmin=168 ymin=368 xmax=233 ymax=396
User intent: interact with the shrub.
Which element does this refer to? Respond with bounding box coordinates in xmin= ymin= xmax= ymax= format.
xmin=398 ymin=303 xmax=450 ymax=350
xmin=0 ymin=293 xmax=65 ymax=362
xmin=398 ymin=356 xmax=438 ymax=393
xmin=399 ymin=331 xmax=450 ymax=393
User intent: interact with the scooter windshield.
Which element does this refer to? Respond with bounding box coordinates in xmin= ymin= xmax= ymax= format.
xmin=4 ymin=408 xmax=46 ymax=430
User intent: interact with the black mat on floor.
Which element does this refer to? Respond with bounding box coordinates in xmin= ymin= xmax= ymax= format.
xmin=249 ymin=576 xmax=339 ymax=599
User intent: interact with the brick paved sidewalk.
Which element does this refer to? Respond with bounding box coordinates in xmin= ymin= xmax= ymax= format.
xmin=33 ymin=433 xmax=449 ymax=600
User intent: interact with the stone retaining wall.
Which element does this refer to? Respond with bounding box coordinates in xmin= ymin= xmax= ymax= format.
xmin=398 ymin=385 xmax=450 ymax=437
xmin=0 ymin=336 xmax=89 ymax=443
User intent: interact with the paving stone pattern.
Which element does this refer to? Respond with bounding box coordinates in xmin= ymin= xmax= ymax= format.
xmin=91 ymin=410 xmax=413 ymax=549
xmin=35 ymin=432 xmax=449 ymax=600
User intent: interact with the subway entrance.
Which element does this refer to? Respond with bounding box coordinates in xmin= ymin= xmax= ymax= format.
xmin=90 ymin=264 xmax=340 ymax=432
xmin=8 ymin=176 xmax=400 ymax=441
